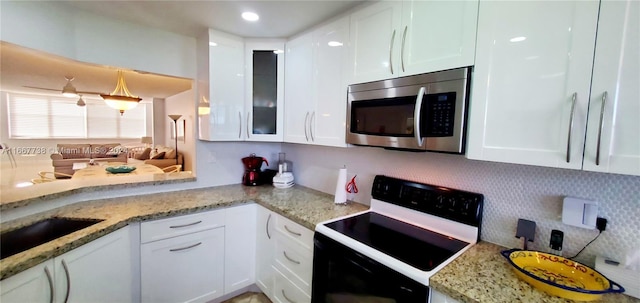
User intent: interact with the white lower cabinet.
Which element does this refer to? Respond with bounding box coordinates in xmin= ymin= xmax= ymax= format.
xmin=1 ymin=260 xmax=55 ymax=303
xmin=140 ymin=205 xmax=256 ymax=303
xmin=430 ymin=289 xmax=462 ymax=303
xmin=224 ymin=204 xmax=257 ymax=294
xmin=0 ymin=226 xmax=135 ymax=303
xmin=273 ymin=267 xmax=310 ymax=303
xmin=255 ymin=205 xmax=313 ymax=303
xmin=141 ymin=227 xmax=225 ymax=303
xmin=255 ymin=206 xmax=276 ymax=298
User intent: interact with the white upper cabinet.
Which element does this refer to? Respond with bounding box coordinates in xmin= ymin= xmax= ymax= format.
xmin=583 ymin=0 xmax=640 ymax=176
xmin=400 ymin=0 xmax=478 ymax=76
xmin=200 ymin=32 xmax=285 ymax=142
xmin=348 ymin=1 xmax=402 ymax=84
xmin=245 ymin=40 xmax=285 ymax=142
xmin=311 ymin=17 xmax=350 ymax=147
xmin=202 ymin=29 xmax=246 ymax=141
xmin=284 ymin=16 xmax=350 ymax=147
xmin=284 ymin=34 xmax=314 ymax=145
xmin=348 ymin=0 xmax=478 ymax=85
xmin=467 ymin=0 xmax=639 ymax=176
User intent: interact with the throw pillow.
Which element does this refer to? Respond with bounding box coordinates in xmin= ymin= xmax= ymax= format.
xmin=151 ymin=152 xmax=165 ymax=160
xmin=135 ymin=148 xmax=152 ymax=160
xmin=163 ymin=148 xmax=176 ymax=159
xmin=153 ymin=145 xmax=174 ymax=159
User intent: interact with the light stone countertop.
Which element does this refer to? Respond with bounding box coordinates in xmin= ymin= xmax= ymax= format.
xmin=0 ymin=172 xmax=196 ymax=209
xmin=0 ymin=184 xmax=368 ymax=280
xmin=430 ymin=242 xmax=640 ymax=303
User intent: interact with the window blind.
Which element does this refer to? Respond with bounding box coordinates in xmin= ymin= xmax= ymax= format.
xmin=7 ymin=93 xmax=147 ymax=139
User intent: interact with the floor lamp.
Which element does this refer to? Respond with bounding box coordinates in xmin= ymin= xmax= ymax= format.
xmin=168 ymin=115 xmax=182 ymax=166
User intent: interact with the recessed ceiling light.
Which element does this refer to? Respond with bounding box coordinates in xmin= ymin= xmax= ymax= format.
xmin=510 ymin=36 xmax=527 ymax=42
xmin=242 ymin=12 xmax=259 ymax=22
xmin=209 ymin=42 xmax=217 ymax=46
xmin=328 ymin=41 xmax=343 ymax=47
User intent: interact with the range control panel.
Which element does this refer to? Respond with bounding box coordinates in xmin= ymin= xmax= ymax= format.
xmin=372 ymin=175 xmax=484 ymax=227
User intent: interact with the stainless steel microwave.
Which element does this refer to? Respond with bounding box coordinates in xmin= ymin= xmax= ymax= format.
xmin=346 ymin=67 xmax=471 ymax=153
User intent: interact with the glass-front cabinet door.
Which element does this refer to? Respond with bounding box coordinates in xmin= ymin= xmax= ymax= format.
xmin=245 ymin=40 xmax=285 ymax=141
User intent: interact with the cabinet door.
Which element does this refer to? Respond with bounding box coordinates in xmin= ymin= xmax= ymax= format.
xmin=311 ymin=16 xmax=350 ymax=148
xmin=284 ymin=34 xmax=314 ymax=144
xmin=205 ymin=29 xmax=246 ymax=141
xmin=141 ymin=227 xmax=224 ymax=303
xmin=466 ymin=1 xmax=599 ymax=169
xmin=0 ymin=260 xmax=54 ymax=303
xmin=348 ymin=1 xmax=402 ymax=84
xmin=55 ymin=227 xmax=134 ymax=303
xmin=255 ymin=206 xmax=275 ymax=298
xmin=400 ymin=0 xmax=478 ymax=76
xmin=583 ymin=0 xmax=640 ymax=176
xmin=245 ymin=40 xmax=285 ymax=142
xmin=224 ymin=204 xmax=257 ymax=294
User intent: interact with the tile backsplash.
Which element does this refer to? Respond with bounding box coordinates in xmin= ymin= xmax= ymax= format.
xmin=281 ymin=143 xmax=640 ymax=267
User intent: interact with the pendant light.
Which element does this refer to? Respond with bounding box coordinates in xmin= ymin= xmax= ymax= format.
xmin=100 ymin=70 xmax=142 ymax=115
xmin=76 ymin=94 xmax=86 ymax=107
xmin=198 ymin=96 xmax=210 ymax=115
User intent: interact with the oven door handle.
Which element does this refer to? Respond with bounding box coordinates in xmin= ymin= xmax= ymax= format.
xmin=414 ymin=86 xmax=426 ymax=147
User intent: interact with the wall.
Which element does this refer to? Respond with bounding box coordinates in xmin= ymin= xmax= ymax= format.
xmin=0 ymin=1 xmax=196 ymax=79
xmin=164 ymin=91 xmax=196 ymax=172
xmin=281 ymin=143 xmax=640 ymax=266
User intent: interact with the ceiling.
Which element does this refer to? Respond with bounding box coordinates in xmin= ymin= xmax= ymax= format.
xmin=62 ymin=0 xmax=366 ymax=38
xmin=0 ymin=42 xmax=193 ymax=100
xmin=0 ymin=0 xmax=365 ymax=100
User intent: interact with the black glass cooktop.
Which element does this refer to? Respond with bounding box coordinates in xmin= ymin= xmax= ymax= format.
xmin=324 ymin=212 xmax=469 ymax=271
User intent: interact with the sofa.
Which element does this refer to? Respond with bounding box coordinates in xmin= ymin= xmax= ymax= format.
xmin=129 ymin=145 xmax=183 ymax=170
xmin=50 ymin=143 xmax=128 ymax=177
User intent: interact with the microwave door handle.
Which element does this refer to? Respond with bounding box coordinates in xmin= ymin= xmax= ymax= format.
xmin=414 ymin=87 xmax=426 ymax=147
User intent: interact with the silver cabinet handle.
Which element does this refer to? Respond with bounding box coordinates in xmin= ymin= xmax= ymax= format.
xmin=284 ymin=225 xmax=302 ymax=236
xmin=304 ymin=112 xmax=310 ymax=141
xmin=401 ymin=25 xmax=408 ymax=72
xmin=169 ymin=220 xmax=202 ymax=229
xmin=61 ymin=260 xmax=71 ymax=303
xmin=44 ymin=266 xmax=54 ymax=303
xmin=566 ymin=93 xmax=577 ymax=163
xmin=309 ymin=111 xmax=315 ymax=142
xmin=238 ymin=111 xmax=242 ymax=139
xmin=282 ymin=289 xmax=296 ymax=303
xmin=266 ymin=213 xmax=272 ymax=239
xmin=246 ymin=111 xmax=251 ymax=139
xmin=169 ymin=242 xmax=202 ymax=252
xmin=283 ymin=251 xmax=301 ymax=264
xmin=414 ymin=87 xmax=426 ymax=147
xmin=389 ymin=29 xmax=396 ymax=75
xmin=596 ymin=91 xmax=607 ymax=165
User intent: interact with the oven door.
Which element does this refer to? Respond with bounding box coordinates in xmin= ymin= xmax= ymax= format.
xmin=312 ymin=233 xmax=429 ymax=303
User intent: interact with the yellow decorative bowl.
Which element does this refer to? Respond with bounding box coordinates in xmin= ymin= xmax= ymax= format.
xmin=501 ymin=249 xmax=625 ymax=301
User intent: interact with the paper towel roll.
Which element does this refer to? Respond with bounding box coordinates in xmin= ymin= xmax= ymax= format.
xmin=334 ymin=167 xmax=347 ymax=204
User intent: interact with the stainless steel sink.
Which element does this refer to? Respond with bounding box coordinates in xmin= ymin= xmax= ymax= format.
xmin=1 ymin=217 xmax=104 ymax=260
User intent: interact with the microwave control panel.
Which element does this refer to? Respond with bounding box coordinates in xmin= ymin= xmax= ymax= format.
xmin=421 ymin=92 xmax=456 ymax=137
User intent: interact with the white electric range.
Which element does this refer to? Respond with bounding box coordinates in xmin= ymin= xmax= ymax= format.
xmin=312 ymin=175 xmax=484 ymax=302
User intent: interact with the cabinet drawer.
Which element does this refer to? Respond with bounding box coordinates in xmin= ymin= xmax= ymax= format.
xmin=274 ymin=267 xmax=311 ymax=303
xmin=274 ymin=215 xmax=313 ymax=251
xmin=141 ymin=227 xmax=225 ymax=303
xmin=274 ymin=236 xmax=313 ymax=294
xmin=141 ymin=209 xmax=224 ymax=243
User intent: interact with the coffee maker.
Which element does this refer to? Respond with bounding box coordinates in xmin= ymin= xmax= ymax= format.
xmin=241 ymin=153 xmax=269 ymax=186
